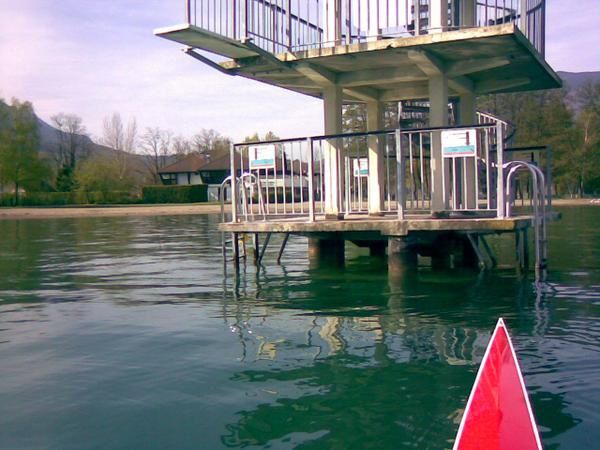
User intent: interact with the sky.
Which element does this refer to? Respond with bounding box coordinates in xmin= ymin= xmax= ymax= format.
xmin=1 ymin=0 xmax=599 ymax=143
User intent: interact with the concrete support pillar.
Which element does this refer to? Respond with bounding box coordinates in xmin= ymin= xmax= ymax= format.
xmin=367 ymin=100 xmax=385 ymax=215
xmin=324 ymin=0 xmax=342 ymax=46
xmin=429 ymin=75 xmax=449 ymax=212
xmin=459 ymin=92 xmax=477 ymax=209
xmin=429 ymin=0 xmax=448 ymax=32
xmin=323 ymin=85 xmax=343 ymax=217
xmin=460 ymin=0 xmax=476 ymax=27
xmin=388 ymin=237 xmax=418 ymax=278
xmin=308 ymin=237 xmax=345 ymax=267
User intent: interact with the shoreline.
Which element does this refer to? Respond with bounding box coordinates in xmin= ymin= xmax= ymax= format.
xmin=0 ymin=198 xmax=596 ymax=220
xmin=0 ymin=203 xmax=223 ymax=220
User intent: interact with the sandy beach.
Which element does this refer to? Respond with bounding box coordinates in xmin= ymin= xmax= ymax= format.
xmin=0 ymin=203 xmax=224 ymax=220
xmin=0 ymin=198 xmax=596 ymax=220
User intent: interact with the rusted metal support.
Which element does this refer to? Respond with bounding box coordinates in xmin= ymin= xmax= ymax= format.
xmin=258 ymin=232 xmax=272 ymax=265
xmin=232 ymin=232 xmax=240 ymax=272
xmin=277 ymin=233 xmax=290 ymax=264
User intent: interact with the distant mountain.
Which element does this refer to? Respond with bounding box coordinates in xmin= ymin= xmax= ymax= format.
xmin=558 ymin=71 xmax=600 ymax=92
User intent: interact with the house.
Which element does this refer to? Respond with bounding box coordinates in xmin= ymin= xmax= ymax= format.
xmin=158 ymin=152 xmax=245 ymax=201
xmin=157 ymin=153 xmax=208 ymax=186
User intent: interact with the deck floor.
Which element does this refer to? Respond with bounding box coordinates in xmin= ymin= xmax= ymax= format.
xmin=219 ymin=213 xmax=533 ymax=238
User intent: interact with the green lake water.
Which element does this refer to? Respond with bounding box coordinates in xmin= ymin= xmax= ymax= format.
xmin=0 ymin=206 xmax=598 ymax=449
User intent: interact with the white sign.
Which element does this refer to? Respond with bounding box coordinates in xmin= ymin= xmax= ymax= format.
xmin=353 ymin=158 xmax=369 ymax=177
xmin=249 ymin=144 xmax=276 ymax=170
xmin=441 ymin=129 xmax=477 ymax=158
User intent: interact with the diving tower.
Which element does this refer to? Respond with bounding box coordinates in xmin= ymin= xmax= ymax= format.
xmin=155 ymin=1 xmax=559 ymax=277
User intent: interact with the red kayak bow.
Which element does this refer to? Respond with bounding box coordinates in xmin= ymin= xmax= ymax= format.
xmin=453 ymin=318 xmax=542 ymax=450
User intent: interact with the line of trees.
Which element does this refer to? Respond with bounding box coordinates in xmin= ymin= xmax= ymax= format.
xmin=1 ymin=80 xmax=598 ymax=205
xmin=0 ymin=97 xmax=282 ymax=204
xmin=478 ymin=80 xmax=600 ymax=196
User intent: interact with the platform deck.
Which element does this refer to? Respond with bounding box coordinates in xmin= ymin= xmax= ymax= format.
xmin=219 ymin=214 xmax=533 ymax=238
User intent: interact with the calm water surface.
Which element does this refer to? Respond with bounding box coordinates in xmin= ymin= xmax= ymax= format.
xmin=0 ymin=207 xmax=598 ymax=449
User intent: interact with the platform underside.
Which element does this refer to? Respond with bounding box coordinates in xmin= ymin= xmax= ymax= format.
xmin=155 ymin=23 xmax=561 ymax=102
xmin=219 ymin=214 xmax=533 ymax=239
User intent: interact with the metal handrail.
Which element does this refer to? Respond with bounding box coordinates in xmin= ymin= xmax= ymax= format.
xmin=183 ymin=0 xmax=545 ymax=56
xmin=504 ymin=160 xmax=548 ymax=279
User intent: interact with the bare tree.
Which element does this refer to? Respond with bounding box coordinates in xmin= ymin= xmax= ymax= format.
xmin=51 ymin=113 xmax=88 ymax=168
xmin=101 ymin=112 xmax=137 ymax=181
xmin=172 ymin=135 xmax=192 ymax=157
xmin=141 ymin=126 xmax=173 ymax=181
xmin=191 ymin=128 xmax=231 ymax=159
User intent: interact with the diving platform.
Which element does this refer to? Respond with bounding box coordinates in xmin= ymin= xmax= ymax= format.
xmin=156 ymin=1 xmax=557 ymax=279
xmin=156 ymin=22 xmax=560 ymax=100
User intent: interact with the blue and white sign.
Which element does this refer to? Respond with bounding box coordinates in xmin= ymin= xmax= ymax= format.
xmin=441 ymin=129 xmax=477 ymax=158
xmin=353 ymin=158 xmax=369 ymax=177
xmin=249 ymin=144 xmax=276 ymax=170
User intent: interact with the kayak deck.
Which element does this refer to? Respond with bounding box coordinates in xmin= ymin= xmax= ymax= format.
xmin=453 ymin=318 xmax=542 ymax=450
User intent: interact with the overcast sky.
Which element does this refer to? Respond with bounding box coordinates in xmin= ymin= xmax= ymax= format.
xmin=1 ymin=0 xmax=599 ymax=142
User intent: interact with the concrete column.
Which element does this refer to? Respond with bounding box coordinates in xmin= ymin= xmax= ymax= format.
xmin=308 ymin=237 xmax=345 ymax=267
xmin=323 ymin=85 xmax=343 ymax=217
xmin=429 ymin=75 xmax=449 ymax=212
xmin=429 ymin=0 xmax=448 ymax=32
xmin=324 ymin=0 xmax=342 ymax=46
xmin=459 ymin=92 xmax=477 ymax=209
xmin=460 ymin=0 xmax=476 ymax=27
xmin=367 ymin=100 xmax=385 ymax=215
xmin=388 ymin=237 xmax=418 ymax=278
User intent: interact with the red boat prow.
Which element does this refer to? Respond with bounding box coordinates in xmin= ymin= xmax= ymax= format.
xmin=453 ymin=318 xmax=542 ymax=450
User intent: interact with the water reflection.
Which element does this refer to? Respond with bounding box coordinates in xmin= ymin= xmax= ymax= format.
xmin=0 ymin=210 xmax=596 ymax=449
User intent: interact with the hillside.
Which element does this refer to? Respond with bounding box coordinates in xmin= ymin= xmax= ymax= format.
xmin=558 ymin=71 xmax=600 ymax=91
xmin=34 ymin=115 xmax=152 ymax=184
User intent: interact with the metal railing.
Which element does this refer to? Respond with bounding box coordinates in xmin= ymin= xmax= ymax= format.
xmin=184 ymin=0 xmax=545 ymax=55
xmin=228 ymin=122 xmax=512 ymax=222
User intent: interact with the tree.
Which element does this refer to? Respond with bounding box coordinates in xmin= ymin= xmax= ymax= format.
xmin=192 ymin=128 xmax=231 ymax=159
xmin=172 ymin=135 xmax=192 ymax=157
xmin=243 ymin=131 xmax=279 ymax=143
xmin=75 ymin=154 xmax=135 ymax=196
xmin=0 ymin=99 xmax=50 ymax=204
xmin=101 ymin=112 xmax=137 ymax=181
xmin=141 ymin=126 xmax=173 ymax=182
xmin=51 ymin=113 xmax=88 ymax=192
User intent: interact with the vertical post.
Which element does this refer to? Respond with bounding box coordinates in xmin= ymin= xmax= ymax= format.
xmin=241 ymin=0 xmax=249 ymax=40
xmin=323 ymin=85 xmax=343 ymax=218
xmin=325 ymin=0 xmax=342 ymax=46
xmin=496 ymin=122 xmax=505 ymax=218
xmin=519 ymin=0 xmax=528 ymax=35
xmin=286 ymin=0 xmax=292 ymax=51
xmin=459 ymin=93 xmax=477 ymax=209
xmin=368 ymin=0 xmax=380 ymax=40
xmin=367 ymin=100 xmax=384 ymax=215
xmin=185 ymin=0 xmax=192 ymax=24
xmin=230 ymin=143 xmax=238 ymax=223
xmin=546 ymin=145 xmax=552 ymax=209
xmin=460 ymin=0 xmax=476 ymax=27
xmin=307 ymin=137 xmax=316 ymax=222
xmin=395 ymin=129 xmax=406 ymax=220
xmin=413 ymin=0 xmax=421 ymax=35
xmin=232 ymin=232 xmax=240 ymax=272
xmin=429 ymin=74 xmax=449 ymax=212
xmin=429 ymin=0 xmax=448 ymax=32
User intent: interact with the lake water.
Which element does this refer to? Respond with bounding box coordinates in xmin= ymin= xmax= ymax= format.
xmin=0 ymin=207 xmax=598 ymax=449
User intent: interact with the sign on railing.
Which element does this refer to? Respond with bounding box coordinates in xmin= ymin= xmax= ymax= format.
xmin=249 ymin=144 xmax=276 ymax=170
xmin=441 ymin=129 xmax=477 ymax=158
